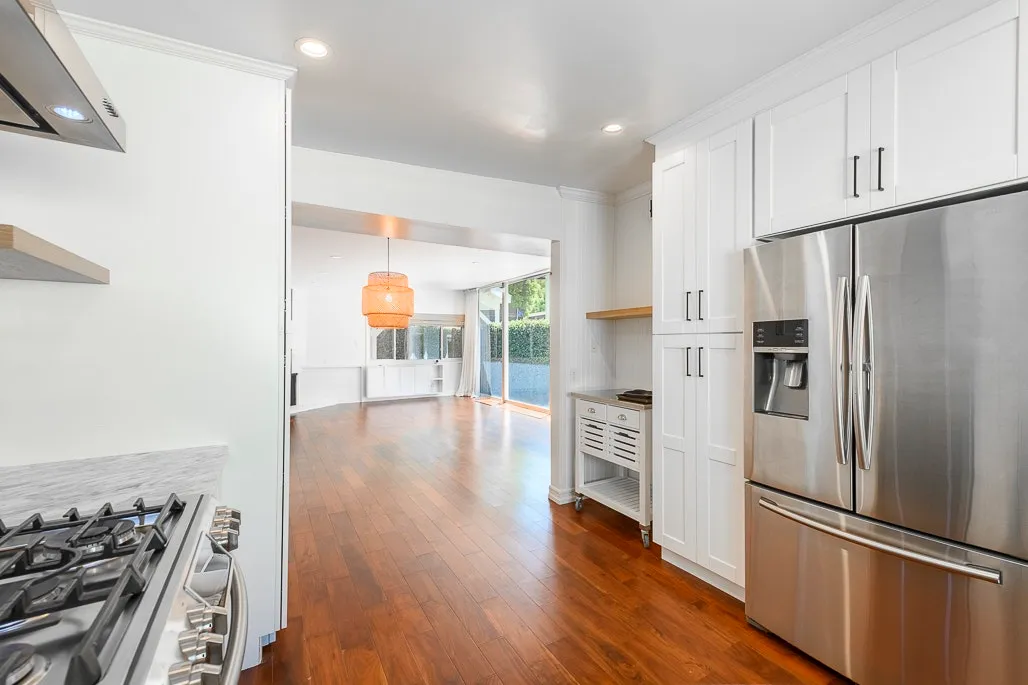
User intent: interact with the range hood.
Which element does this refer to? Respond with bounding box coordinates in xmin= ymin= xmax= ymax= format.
xmin=0 ymin=0 xmax=125 ymax=151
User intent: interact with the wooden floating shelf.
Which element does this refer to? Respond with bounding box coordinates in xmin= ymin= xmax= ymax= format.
xmin=585 ymin=306 xmax=653 ymax=321
xmin=0 ymin=225 xmax=109 ymax=284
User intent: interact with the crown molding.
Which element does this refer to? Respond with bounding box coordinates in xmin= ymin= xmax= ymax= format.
xmin=58 ymin=11 xmax=297 ymax=82
xmin=615 ymin=181 xmax=652 ymax=205
xmin=646 ymin=0 xmax=942 ymax=149
xmin=558 ymin=186 xmax=614 ymax=205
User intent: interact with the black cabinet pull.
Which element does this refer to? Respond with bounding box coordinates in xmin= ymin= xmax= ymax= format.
xmin=876 ymin=147 xmax=885 ymax=192
xmin=698 ymin=347 xmax=704 ymax=378
xmin=686 ymin=347 xmax=692 ymax=377
xmin=698 ymin=290 xmax=704 ymax=321
xmin=685 ymin=291 xmax=692 ymax=321
xmin=852 ymin=155 xmax=860 ymax=198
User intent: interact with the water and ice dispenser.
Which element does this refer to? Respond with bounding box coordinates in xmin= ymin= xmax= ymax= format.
xmin=753 ymin=319 xmax=809 ymax=420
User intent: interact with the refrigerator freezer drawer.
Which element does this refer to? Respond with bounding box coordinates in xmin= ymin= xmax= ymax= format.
xmin=746 ymin=483 xmax=1028 ymax=685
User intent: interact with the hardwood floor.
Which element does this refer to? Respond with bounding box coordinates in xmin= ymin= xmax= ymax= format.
xmin=241 ymin=398 xmax=844 ymax=685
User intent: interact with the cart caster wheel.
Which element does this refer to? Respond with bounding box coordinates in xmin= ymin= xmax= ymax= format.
xmin=574 ymin=496 xmax=584 ymax=512
xmin=641 ymin=530 xmax=651 ymax=548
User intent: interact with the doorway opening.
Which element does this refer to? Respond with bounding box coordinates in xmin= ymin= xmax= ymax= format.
xmin=477 ymin=273 xmax=551 ymax=411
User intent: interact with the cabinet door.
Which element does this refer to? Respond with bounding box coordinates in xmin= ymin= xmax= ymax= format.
xmin=694 ymin=333 xmax=744 ymax=585
xmin=652 ymin=335 xmax=697 ymax=560
xmin=652 ymin=149 xmax=697 ymax=334
xmin=872 ymin=1 xmax=1022 ymax=208
xmin=696 ymin=121 xmax=752 ymax=334
xmin=755 ymin=67 xmax=871 ymax=236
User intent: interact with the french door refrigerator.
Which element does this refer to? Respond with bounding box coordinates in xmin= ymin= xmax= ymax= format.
xmin=743 ymin=190 xmax=1028 ymax=685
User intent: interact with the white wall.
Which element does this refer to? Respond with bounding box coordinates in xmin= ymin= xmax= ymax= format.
xmin=291 ymin=226 xmax=465 ymax=411
xmin=293 ymin=146 xmax=564 ymax=240
xmin=613 ymin=184 xmax=654 ymax=389
xmin=0 ymin=33 xmax=290 ymax=668
xmin=549 ymin=191 xmax=617 ymax=502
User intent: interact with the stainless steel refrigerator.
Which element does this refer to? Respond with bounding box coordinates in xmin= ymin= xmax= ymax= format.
xmin=743 ymin=191 xmax=1028 ymax=685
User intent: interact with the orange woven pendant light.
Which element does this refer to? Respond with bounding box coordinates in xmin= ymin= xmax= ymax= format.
xmin=362 ymin=238 xmax=414 ymax=328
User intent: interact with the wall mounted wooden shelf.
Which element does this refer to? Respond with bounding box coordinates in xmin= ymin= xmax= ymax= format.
xmin=585 ymin=306 xmax=653 ymax=321
xmin=0 ymin=225 xmax=109 ymax=284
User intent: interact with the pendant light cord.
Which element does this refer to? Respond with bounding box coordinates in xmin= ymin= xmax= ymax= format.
xmin=387 ymin=237 xmax=391 ymax=278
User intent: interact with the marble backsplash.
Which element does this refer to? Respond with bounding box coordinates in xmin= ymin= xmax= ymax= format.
xmin=0 ymin=445 xmax=229 ymax=522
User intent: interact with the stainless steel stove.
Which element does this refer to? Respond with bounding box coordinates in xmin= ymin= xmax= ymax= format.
xmin=0 ymin=494 xmax=246 ymax=685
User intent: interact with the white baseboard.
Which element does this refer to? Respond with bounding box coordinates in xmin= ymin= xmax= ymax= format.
xmin=548 ymin=485 xmax=575 ymax=505
xmin=661 ymin=548 xmax=746 ymax=602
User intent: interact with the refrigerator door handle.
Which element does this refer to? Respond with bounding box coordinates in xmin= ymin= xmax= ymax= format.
xmin=832 ymin=276 xmax=851 ymax=465
xmin=757 ymin=498 xmax=1003 ymax=584
xmin=853 ymin=275 xmax=874 ymax=471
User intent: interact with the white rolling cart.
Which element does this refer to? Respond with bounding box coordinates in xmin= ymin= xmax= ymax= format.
xmin=570 ymin=390 xmax=653 ymax=547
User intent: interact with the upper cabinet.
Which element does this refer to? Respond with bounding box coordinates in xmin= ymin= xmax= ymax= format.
xmin=754 ymin=68 xmax=870 ymax=236
xmin=754 ymin=0 xmax=1027 ymax=237
xmin=653 ymin=120 xmax=752 ymax=335
xmin=873 ymin=0 xmax=1023 ymax=209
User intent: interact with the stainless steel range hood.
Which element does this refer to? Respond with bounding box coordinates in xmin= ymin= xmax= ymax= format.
xmin=0 ymin=0 xmax=125 ymax=151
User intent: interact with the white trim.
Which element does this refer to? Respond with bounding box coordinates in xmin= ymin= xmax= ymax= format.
xmin=558 ymin=186 xmax=615 ymax=205
xmin=548 ymin=485 xmax=576 ymax=505
xmin=646 ymin=0 xmax=995 ymax=153
xmin=615 ymin=181 xmax=653 ymax=205
xmin=661 ymin=548 xmax=746 ymax=602
xmin=59 ymin=11 xmax=297 ymax=81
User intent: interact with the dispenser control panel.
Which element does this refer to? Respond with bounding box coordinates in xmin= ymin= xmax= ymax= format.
xmin=753 ymin=319 xmax=807 ymax=348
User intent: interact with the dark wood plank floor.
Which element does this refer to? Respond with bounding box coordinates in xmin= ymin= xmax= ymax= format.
xmin=241 ymin=398 xmax=843 ymax=685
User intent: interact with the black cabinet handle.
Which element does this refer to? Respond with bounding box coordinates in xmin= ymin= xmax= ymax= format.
xmin=698 ymin=347 xmax=704 ymax=378
xmin=686 ymin=347 xmax=692 ymax=377
xmin=853 ymin=155 xmax=860 ymax=198
xmin=685 ymin=291 xmax=692 ymax=321
xmin=876 ymin=147 xmax=885 ymax=192
xmin=698 ymin=290 xmax=704 ymax=321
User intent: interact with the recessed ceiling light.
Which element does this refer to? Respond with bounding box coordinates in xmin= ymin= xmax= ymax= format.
xmin=330 ymin=255 xmax=343 ymax=259
xmin=295 ymin=38 xmax=330 ymax=59
xmin=601 ymin=123 xmax=624 ymax=134
xmin=471 ymin=261 xmax=481 ymax=265
xmin=49 ymin=105 xmax=90 ymax=122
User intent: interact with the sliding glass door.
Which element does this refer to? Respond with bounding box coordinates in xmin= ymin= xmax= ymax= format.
xmin=478 ymin=286 xmax=503 ymax=398
xmin=477 ymin=274 xmax=550 ymax=409
xmin=506 ymin=275 xmax=549 ymax=408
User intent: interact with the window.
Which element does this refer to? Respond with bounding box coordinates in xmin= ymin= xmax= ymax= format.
xmin=370 ymin=315 xmax=464 ymax=361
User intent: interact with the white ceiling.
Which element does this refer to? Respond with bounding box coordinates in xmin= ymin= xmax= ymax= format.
xmin=293 ymin=225 xmax=550 ymax=291
xmin=58 ymin=0 xmax=903 ymax=192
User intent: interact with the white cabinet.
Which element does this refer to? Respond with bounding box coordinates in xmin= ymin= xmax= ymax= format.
xmin=872 ymin=0 xmax=1024 ymax=209
xmin=755 ymin=0 xmax=1028 ymax=235
xmin=754 ymin=67 xmax=871 ymax=236
xmin=652 ymin=120 xmax=752 ymax=335
xmin=653 ymin=150 xmax=694 ymax=335
xmin=653 ymin=333 xmax=744 ymax=586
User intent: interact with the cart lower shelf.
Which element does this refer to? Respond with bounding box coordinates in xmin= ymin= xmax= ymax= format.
xmin=580 ymin=476 xmax=641 ymax=518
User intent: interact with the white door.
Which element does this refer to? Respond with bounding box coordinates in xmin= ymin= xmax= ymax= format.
xmin=871 ymin=0 xmax=1023 ymax=208
xmin=755 ymin=67 xmax=871 ymax=236
xmin=652 ymin=149 xmax=698 ymax=334
xmin=694 ymin=333 xmax=744 ymax=586
xmin=652 ymin=335 xmax=697 ymax=560
xmin=696 ymin=121 xmax=752 ymax=334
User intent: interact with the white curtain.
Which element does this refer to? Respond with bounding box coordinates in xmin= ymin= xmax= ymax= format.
xmin=456 ymin=289 xmax=480 ymax=397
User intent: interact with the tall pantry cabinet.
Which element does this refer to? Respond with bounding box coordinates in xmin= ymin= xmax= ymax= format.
xmin=652 ymin=119 xmax=750 ymax=592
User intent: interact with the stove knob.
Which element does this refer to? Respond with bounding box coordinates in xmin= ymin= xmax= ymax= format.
xmin=186 ymin=604 xmax=230 ymax=634
xmin=169 ymin=661 xmax=222 ymax=685
xmin=178 ymin=628 xmax=225 ymax=664
xmin=211 ymin=516 xmax=241 ymax=532
xmin=210 ymin=528 xmax=239 ymax=552
xmin=215 ymin=507 xmax=241 ymax=522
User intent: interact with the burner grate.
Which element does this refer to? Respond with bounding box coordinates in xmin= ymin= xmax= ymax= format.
xmin=0 ymin=494 xmax=186 ymax=685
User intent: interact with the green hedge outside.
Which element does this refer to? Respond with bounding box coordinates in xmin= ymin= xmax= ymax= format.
xmin=487 ymin=319 xmax=549 ymax=364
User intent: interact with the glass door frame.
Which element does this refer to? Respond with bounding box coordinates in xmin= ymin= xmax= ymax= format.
xmin=478 ymin=270 xmax=551 ymax=412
